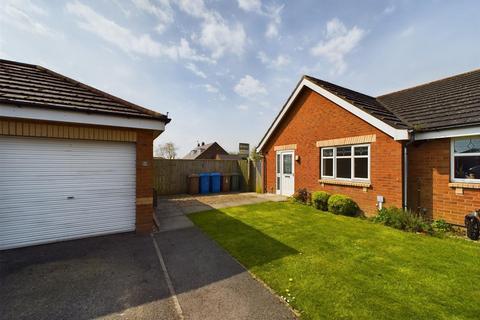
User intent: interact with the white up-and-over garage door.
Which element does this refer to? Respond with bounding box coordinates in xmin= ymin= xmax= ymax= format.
xmin=0 ymin=136 xmax=136 ymax=250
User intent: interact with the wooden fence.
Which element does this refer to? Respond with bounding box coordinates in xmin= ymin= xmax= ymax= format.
xmin=153 ymin=158 xmax=256 ymax=195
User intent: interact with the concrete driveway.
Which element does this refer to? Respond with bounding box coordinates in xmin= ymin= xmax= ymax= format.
xmin=0 ymin=233 xmax=178 ymax=320
xmin=1 ymin=196 xmax=296 ymax=320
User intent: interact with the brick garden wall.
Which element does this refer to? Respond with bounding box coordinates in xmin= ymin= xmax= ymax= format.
xmin=263 ymin=88 xmax=404 ymax=215
xmin=408 ymin=139 xmax=480 ymax=225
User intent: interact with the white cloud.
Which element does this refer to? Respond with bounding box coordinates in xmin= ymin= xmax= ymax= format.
xmin=310 ymin=18 xmax=365 ymax=75
xmin=177 ymin=0 xmax=247 ymax=59
xmin=237 ymin=0 xmax=283 ymax=39
xmin=112 ymin=0 xmax=132 ymax=17
xmin=264 ymin=4 xmax=283 ymax=39
xmin=400 ymin=26 xmax=415 ymax=37
xmin=234 ymin=75 xmax=267 ymax=98
xmin=237 ymin=0 xmax=262 ymax=13
xmin=237 ymin=104 xmax=249 ymax=111
xmin=132 ymin=0 xmax=174 ymax=34
xmin=257 ymin=51 xmax=290 ymax=68
xmin=203 ymin=84 xmax=219 ymax=93
xmin=177 ymin=38 xmax=214 ymax=63
xmin=201 ymin=84 xmax=225 ymax=101
xmin=185 ymin=63 xmax=206 ymax=78
xmin=1 ymin=0 xmax=59 ymax=38
xmin=66 ymin=1 xmax=212 ymax=63
xmin=383 ymin=5 xmax=396 ymax=15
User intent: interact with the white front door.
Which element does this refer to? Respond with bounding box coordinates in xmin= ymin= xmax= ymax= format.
xmin=276 ymin=150 xmax=295 ymax=196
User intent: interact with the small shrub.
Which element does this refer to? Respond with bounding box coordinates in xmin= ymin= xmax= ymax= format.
xmin=373 ymin=207 xmax=430 ymax=233
xmin=431 ymin=219 xmax=453 ymax=233
xmin=311 ymin=191 xmax=330 ymax=211
xmin=327 ymin=194 xmax=359 ymax=216
xmin=291 ymin=188 xmax=311 ymax=205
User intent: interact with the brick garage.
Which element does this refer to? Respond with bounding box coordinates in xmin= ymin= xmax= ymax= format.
xmin=257 ymin=72 xmax=480 ymax=226
xmin=0 ymin=59 xmax=170 ymax=249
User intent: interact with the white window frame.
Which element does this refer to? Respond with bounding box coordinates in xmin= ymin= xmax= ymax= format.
xmin=320 ymin=144 xmax=370 ymax=182
xmin=450 ymin=137 xmax=480 ymax=183
xmin=321 ymin=148 xmax=334 ymax=179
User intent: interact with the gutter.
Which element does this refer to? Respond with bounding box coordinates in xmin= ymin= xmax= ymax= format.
xmin=403 ymin=131 xmax=415 ymax=209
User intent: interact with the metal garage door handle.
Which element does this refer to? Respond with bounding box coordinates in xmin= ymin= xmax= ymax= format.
xmin=67 ymin=196 xmax=75 ymax=200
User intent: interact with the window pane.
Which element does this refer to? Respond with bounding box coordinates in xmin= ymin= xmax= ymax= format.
xmin=283 ymin=154 xmax=292 ymax=174
xmin=323 ymin=158 xmax=333 ymax=176
xmin=455 ymin=156 xmax=480 ymax=179
xmin=354 ymin=146 xmax=368 ymax=156
xmin=454 ymin=138 xmax=480 ymax=153
xmin=277 ymin=177 xmax=280 ymax=190
xmin=337 ymin=158 xmax=351 ymax=178
xmin=354 ymin=158 xmax=368 ymax=179
xmin=276 ymin=154 xmax=280 ymax=173
xmin=337 ymin=146 xmax=351 ymax=156
xmin=323 ymin=148 xmax=333 ymax=157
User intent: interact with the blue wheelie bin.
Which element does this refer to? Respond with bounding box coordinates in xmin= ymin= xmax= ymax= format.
xmin=199 ymin=173 xmax=210 ymax=194
xmin=209 ymin=172 xmax=221 ymax=193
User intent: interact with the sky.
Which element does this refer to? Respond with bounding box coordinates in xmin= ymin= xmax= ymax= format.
xmin=1 ymin=0 xmax=479 ymax=157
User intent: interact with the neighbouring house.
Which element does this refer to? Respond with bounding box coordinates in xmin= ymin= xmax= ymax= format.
xmin=257 ymin=70 xmax=480 ymax=226
xmin=0 ymin=59 xmax=170 ymax=250
xmin=183 ymin=141 xmax=229 ymax=159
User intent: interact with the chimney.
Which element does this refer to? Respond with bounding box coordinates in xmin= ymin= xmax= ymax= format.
xmin=201 ymin=142 xmax=205 ymax=146
xmin=197 ymin=142 xmax=200 ymax=147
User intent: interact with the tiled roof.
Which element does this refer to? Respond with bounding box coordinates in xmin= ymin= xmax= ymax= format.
xmin=304 ymin=76 xmax=408 ymax=129
xmin=182 ymin=142 xmax=215 ymax=159
xmin=306 ymin=69 xmax=480 ymax=132
xmin=377 ymin=69 xmax=480 ymax=131
xmin=0 ymin=59 xmax=170 ymax=122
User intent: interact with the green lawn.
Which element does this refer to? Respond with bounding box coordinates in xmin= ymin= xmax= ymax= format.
xmin=189 ymin=202 xmax=480 ymax=320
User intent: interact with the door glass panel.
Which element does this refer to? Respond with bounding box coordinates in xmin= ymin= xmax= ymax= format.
xmin=276 ymin=177 xmax=280 ymax=190
xmin=283 ymin=154 xmax=292 ymax=174
xmin=276 ymin=154 xmax=281 ymax=173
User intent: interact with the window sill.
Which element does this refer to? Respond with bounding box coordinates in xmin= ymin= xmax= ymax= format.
xmin=448 ymin=182 xmax=480 ymax=189
xmin=318 ymin=179 xmax=371 ymax=188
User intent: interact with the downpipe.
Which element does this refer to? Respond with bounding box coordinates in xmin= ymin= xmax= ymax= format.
xmin=403 ymin=132 xmax=415 ymax=210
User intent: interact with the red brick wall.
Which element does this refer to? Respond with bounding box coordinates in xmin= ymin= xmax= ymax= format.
xmin=263 ymin=88 xmax=404 ymax=215
xmin=135 ymin=130 xmax=155 ymax=233
xmin=408 ymin=139 xmax=480 ymax=225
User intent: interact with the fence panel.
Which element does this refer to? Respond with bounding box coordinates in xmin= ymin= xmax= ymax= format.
xmin=153 ymin=159 xmax=252 ymax=195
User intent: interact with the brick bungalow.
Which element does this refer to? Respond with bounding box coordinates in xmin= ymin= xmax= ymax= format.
xmin=0 ymin=59 xmax=170 ymax=250
xmin=257 ymin=70 xmax=480 ymax=226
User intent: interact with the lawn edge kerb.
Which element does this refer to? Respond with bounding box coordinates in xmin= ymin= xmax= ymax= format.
xmin=187 ymin=216 xmax=302 ymax=318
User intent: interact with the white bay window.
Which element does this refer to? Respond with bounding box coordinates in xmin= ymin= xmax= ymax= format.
xmin=321 ymin=144 xmax=370 ymax=181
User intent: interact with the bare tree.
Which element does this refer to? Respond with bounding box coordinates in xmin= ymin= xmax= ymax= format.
xmin=155 ymin=142 xmax=177 ymax=159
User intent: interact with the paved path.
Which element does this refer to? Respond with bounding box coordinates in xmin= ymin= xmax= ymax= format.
xmin=156 ymin=193 xmax=287 ymax=233
xmin=152 ymin=192 xmax=295 ymax=319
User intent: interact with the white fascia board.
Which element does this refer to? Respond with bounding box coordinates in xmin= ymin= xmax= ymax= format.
xmin=0 ymin=103 xmax=165 ymax=131
xmin=415 ymin=126 xmax=480 ymax=140
xmin=256 ymin=79 xmax=409 ymax=152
